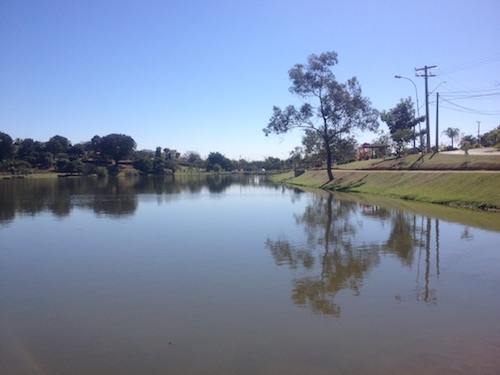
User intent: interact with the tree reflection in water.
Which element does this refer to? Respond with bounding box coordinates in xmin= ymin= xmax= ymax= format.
xmin=0 ymin=174 xmax=250 ymax=224
xmin=267 ymin=193 xmax=381 ymax=317
xmin=266 ymin=192 xmax=443 ymax=316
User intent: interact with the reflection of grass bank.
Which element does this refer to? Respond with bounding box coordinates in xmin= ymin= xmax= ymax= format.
xmin=270 ymin=169 xmax=500 ymax=212
xmin=332 ymin=191 xmax=500 ymax=232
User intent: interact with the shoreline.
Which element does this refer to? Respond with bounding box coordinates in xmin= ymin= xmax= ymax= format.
xmin=270 ymin=168 xmax=500 ymax=212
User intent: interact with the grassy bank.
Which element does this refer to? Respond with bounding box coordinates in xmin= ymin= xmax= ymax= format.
xmin=270 ymin=154 xmax=500 ymax=211
xmin=337 ymin=151 xmax=500 ymax=171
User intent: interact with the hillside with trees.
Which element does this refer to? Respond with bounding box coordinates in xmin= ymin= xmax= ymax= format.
xmin=1 ymin=124 xmax=498 ymax=177
xmin=0 ymin=131 xmax=297 ymax=176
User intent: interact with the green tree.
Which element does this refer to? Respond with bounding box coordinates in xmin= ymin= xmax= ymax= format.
xmin=331 ymin=136 xmax=358 ymax=163
xmin=152 ymin=158 xmax=166 ymax=174
xmin=461 ymin=140 xmax=471 ymax=162
xmin=98 ymin=134 xmax=137 ymax=165
xmin=212 ymin=163 xmax=222 ymax=173
xmin=441 ymin=127 xmax=460 ymax=148
xmin=17 ymin=138 xmax=37 ymax=160
xmin=134 ymin=149 xmax=155 ymax=159
xmin=164 ymin=159 xmax=178 ymax=174
xmin=55 ymin=158 xmax=71 ymax=172
xmin=262 ymin=156 xmax=282 ymax=171
xmin=155 ymin=147 xmax=162 ymax=159
xmin=0 ymin=132 xmax=14 ymax=161
xmin=36 ymin=152 xmax=54 ymax=169
xmin=301 ymin=129 xmax=321 ymax=153
xmin=461 ymin=134 xmax=477 ymax=147
xmin=288 ymin=147 xmax=305 ymax=168
xmin=184 ymin=151 xmax=204 ymax=168
xmin=46 ymin=135 xmax=71 ymax=155
xmin=206 ymin=152 xmax=233 ymax=172
xmin=263 ymin=51 xmax=379 ymax=181
xmin=132 ymin=157 xmax=153 ymax=174
xmin=381 ymin=97 xmax=424 ymax=157
xmin=91 ymin=135 xmax=102 ymax=152
xmin=481 ymin=125 xmax=500 ymax=147
xmin=68 ymin=142 xmax=87 ymax=160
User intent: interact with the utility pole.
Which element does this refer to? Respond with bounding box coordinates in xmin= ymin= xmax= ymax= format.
xmin=477 ymin=121 xmax=481 ymax=145
xmin=435 ymin=92 xmax=439 ymax=152
xmin=416 ymin=65 xmax=437 ymax=153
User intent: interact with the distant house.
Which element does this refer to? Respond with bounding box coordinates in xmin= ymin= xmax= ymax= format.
xmin=357 ymin=143 xmax=390 ymax=160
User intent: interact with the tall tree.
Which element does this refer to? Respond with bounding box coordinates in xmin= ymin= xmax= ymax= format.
xmin=184 ymin=151 xmax=204 ymax=168
xmin=0 ymin=131 xmax=14 ymax=161
xmin=481 ymin=125 xmax=500 ymax=147
xmin=45 ymin=135 xmax=71 ymax=155
xmin=206 ymin=152 xmax=233 ymax=172
xmin=17 ymin=138 xmax=37 ymax=160
xmin=155 ymin=147 xmax=162 ymax=159
xmin=263 ymin=51 xmax=379 ymax=181
xmin=99 ymin=134 xmax=136 ymax=164
xmin=441 ymin=127 xmax=460 ymax=148
xmin=381 ymin=97 xmax=424 ymax=157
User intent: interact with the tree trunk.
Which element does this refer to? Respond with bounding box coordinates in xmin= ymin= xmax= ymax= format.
xmin=325 ymin=144 xmax=334 ymax=181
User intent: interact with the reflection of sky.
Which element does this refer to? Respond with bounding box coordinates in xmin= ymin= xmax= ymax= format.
xmin=2 ymin=182 xmax=500 ymax=374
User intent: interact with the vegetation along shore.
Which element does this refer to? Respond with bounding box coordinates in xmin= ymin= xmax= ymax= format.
xmin=270 ymin=151 xmax=500 ymax=212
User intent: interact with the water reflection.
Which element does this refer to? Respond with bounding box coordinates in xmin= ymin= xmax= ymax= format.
xmin=0 ymin=177 xmax=139 ymax=221
xmin=0 ymin=175 xmax=262 ymax=224
xmin=1 ymin=177 xmax=499 ymax=374
xmin=266 ymin=194 xmax=381 ymax=317
xmin=266 ymin=192 xmax=460 ymax=316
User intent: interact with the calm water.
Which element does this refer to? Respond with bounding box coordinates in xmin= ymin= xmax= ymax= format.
xmin=1 ymin=175 xmax=499 ymax=375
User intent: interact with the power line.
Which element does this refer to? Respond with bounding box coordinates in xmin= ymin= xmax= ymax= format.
xmin=440 ymin=98 xmax=500 ymax=115
xmin=439 ymin=53 xmax=500 ymax=74
xmin=436 ymin=53 xmax=500 ymax=93
xmin=437 ymin=71 xmax=472 ymax=92
xmin=442 ymin=92 xmax=500 ymax=100
xmin=443 ymin=87 xmax=500 ymax=94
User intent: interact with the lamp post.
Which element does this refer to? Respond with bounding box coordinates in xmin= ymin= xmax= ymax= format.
xmin=395 ymin=75 xmax=421 ymax=149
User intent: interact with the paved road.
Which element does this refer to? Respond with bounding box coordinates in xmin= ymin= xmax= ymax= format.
xmin=439 ymin=147 xmax=500 ymax=155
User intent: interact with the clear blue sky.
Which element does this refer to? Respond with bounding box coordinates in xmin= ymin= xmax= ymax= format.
xmin=1 ymin=0 xmax=499 ymax=160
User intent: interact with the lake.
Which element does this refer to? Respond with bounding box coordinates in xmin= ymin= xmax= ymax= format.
xmin=1 ymin=175 xmax=499 ymax=374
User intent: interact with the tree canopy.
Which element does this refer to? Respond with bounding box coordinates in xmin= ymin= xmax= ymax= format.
xmin=380 ymin=97 xmax=424 ymax=157
xmin=97 ymin=133 xmax=137 ymax=164
xmin=206 ymin=152 xmax=233 ymax=172
xmin=441 ymin=127 xmax=460 ymax=148
xmin=482 ymin=125 xmax=500 ymax=147
xmin=263 ymin=51 xmax=379 ymax=180
xmin=0 ymin=131 xmax=14 ymax=161
xmin=45 ymin=135 xmax=71 ymax=155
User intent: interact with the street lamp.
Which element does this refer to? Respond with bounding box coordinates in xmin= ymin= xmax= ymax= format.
xmin=395 ymin=75 xmax=421 ymax=149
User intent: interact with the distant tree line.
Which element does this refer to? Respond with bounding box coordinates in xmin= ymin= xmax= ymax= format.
xmin=0 ymin=131 xmax=319 ymax=176
xmin=3 ymin=124 xmax=496 ymax=176
xmin=0 ymin=133 xmax=138 ymax=176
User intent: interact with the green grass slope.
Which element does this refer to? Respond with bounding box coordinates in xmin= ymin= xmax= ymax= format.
xmin=270 ymin=153 xmax=500 ymax=211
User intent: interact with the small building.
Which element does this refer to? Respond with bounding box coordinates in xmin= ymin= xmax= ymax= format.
xmin=357 ymin=143 xmax=390 ymax=160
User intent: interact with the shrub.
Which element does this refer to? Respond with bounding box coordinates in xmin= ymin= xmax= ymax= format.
xmin=95 ymin=166 xmax=108 ymax=177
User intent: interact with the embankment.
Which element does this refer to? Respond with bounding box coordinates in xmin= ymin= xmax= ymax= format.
xmin=270 ymin=169 xmax=500 ymax=211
